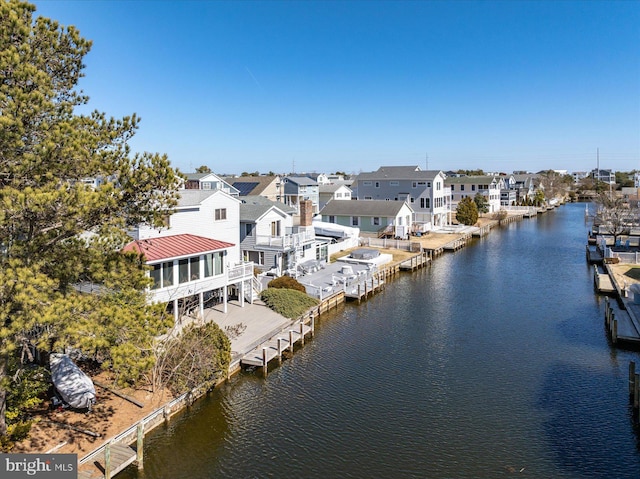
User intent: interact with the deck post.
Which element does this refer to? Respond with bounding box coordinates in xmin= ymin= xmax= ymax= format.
xmin=262 ymin=347 xmax=268 ymax=368
xmin=277 ymin=338 xmax=283 ymax=363
xmin=630 ymin=362 xmax=636 ymax=395
xmin=163 ymin=405 xmax=170 ymax=422
xmin=311 ymin=315 xmax=315 ymax=337
xmin=635 ymin=374 xmax=640 ymax=410
xmin=289 ymin=330 xmax=294 ymax=353
xmin=300 ymin=321 xmax=305 ymax=346
xmin=105 ymin=442 xmax=112 ymax=479
xmin=612 ymin=315 xmax=617 ymax=344
xmin=136 ymin=422 xmax=144 ymax=470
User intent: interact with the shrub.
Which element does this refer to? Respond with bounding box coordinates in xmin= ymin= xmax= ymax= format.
xmin=260 ymin=289 xmax=319 ymax=319
xmin=267 ymin=275 xmax=306 ymax=293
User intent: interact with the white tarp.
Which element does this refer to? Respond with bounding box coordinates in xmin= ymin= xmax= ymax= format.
xmin=50 ymin=353 xmax=96 ymax=410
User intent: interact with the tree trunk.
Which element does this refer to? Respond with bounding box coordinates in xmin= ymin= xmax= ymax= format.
xmin=0 ymin=355 xmax=7 ymax=437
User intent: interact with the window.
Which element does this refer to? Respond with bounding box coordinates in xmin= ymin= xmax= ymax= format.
xmin=461 ymin=185 xmax=465 ymax=191
xmin=363 ymin=181 xmax=372 ymax=186
xmin=427 ymin=182 xmax=431 ymax=187
xmin=150 ymin=264 xmax=162 ymax=289
xmin=390 ymin=181 xmax=399 ymax=186
xmin=410 ymin=197 xmax=415 ymax=203
xmin=245 ymin=224 xmax=253 ymax=236
xmin=472 ymin=185 xmax=476 ymax=191
xmin=162 ymin=261 xmax=174 ymax=287
xmin=271 ymin=220 xmax=281 ymax=236
xmin=372 ymin=217 xmax=380 ymax=226
xmin=190 ymin=257 xmax=200 ymax=280
xmin=352 ymin=216 xmax=359 ymax=226
xmin=204 ymin=251 xmax=224 ymax=277
xmin=179 ymin=259 xmax=189 ymax=284
xmin=374 ymin=182 xmax=380 ymax=188
xmin=215 ymin=208 xmax=227 ymax=220
xmin=364 ymin=196 xmax=372 ymax=200
xmin=436 ymin=182 xmax=441 ymax=191
xmin=329 ymin=215 xmax=336 ymax=223
xmin=336 ymin=192 xmax=342 ymax=198
xmin=412 ymin=181 xmax=417 ymax=188
xmin=451 ymin=184 xmax=455 ymax=191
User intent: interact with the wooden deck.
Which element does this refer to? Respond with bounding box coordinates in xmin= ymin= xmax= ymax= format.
xmin=586 ymin=245 xmax=603 ymax=263
xmin=594 ymin=265 xmax=615 ymax=293
xmin=399 ymin=251 xmax=431 ymax=271
xmin=78 ymin=443 xmax=137 ymax=479
xmin=241 ymin=321 xmax=313 ymax=368
xmin=605 ymin=299 xmax=640 ymax=345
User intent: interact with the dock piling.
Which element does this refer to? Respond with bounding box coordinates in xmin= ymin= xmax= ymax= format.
xmin=136 ymin=422 xmax=144 ymax=470
xmin=105 ymin=442 xmax=111 ymax=479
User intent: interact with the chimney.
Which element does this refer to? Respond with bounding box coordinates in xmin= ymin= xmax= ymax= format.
xmin=299 ymin=199 xmax=313 ymax=227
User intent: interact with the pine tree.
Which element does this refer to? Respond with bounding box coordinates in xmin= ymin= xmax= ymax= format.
xmin=455 ymin=197 xmax=478 ymax=226
xmin=0 ymin=0 xmax=181 ymax=442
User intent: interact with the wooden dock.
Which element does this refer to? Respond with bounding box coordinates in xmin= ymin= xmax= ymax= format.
xmin=241 ymin=320 xmax=313 ymax=369
xmin=78 ymin=443 xmax=137 ymax=479
xmin=399 ymin=251 xmax=431 ymax=271
xmin=594 ymin=265 xmax=615 ymax=293
xmin=443 ymin=233 xmax=472 ymax=251
xmin=605 ymin=298 xmax=640 ymax=345
xmin=586 ymin=245 xmax=603 ymax=263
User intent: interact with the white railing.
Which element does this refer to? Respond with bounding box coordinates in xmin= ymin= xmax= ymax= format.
xmin=255 ymin=230 xmax=315 ymax=249
xmin=228 ymin=262 xmax=255 ymax=282
xmin=359 ymin=237 xmax=421 ymax=252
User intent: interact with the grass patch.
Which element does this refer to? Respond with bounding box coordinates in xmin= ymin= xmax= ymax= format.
xmin=623 ymin=267 xmax=640 ymax=281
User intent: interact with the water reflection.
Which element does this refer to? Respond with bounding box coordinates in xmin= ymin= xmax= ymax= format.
xmin=122 ymin=203 xmax=640 ymax=479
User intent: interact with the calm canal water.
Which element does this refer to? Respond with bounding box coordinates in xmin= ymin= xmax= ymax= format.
xmin=122 ymin=202 xmax=640 ymax=479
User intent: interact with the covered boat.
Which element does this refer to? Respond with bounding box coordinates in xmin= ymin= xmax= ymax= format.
xmin=50 ymin=353 xmax=96 ymax=410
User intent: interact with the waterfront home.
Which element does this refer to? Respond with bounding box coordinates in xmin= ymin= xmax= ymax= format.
xmin=123 ymin=234 xmax=255 ymax=321
xmin=126 ymin=189 xmax=256 ymax=319
xmin=591 ymin=168 xmax=616 ymax=185
xmin=319 ymin=183 xmax=353 ymax=210
xmin=319 ymin=199 xmax=414 ymax=238
xmin=223 ymin=175 xmax=284 ymax=202
xmin=512 ymin=174 xmax=536 ymax=203
xmin=281 ymin=176 xmax=320 ymax=215
xmin=352 ymin=166 xmax=450 ymax=231
xmin=239 ymin=196 xmax=319 ymax=276
xmin=183 ymin=172 xmax=240 ymax=196
xmin=445 ymin=175 xmax=503 ymax=213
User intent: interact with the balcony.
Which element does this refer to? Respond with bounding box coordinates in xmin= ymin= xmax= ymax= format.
xmin=254 ymin=229 xmax=315 ymax=251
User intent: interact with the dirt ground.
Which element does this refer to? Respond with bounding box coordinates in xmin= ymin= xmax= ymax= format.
xmin=15 ymin=216 xmax=501 ymax=457
xmin=13 ymin=372 xmax=173 ymax=456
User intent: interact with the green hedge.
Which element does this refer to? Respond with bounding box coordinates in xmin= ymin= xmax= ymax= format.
xmin=267 ymin=275 xmax=306 ymax=293
xmin=260 ymin=288 xmax=319 ymax=319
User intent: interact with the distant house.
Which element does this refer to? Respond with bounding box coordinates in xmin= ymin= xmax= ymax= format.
xmin=352 ymin=166 xmax=450 ymax=231
xmin=591 ymin=169 xmax=616 ymax=185
xmin=239 ymin=196 xmax=318 ymax=275
xmin=319 ymin=199 xmax=413 ymax=238
xmin=282 ymin=176 xmax=320 ymax=215
xmin=184 ymin=172 xmax=240 ymax=196
xmin=223 ymin=175 xmax=283 ymax=202
xmin=445 ymin=175 xmax=503 ymax=213
xmin=572 ymin=171 xmax=588 ymax=183
xmin=319 ymin=184 xmax=352 ymax=210
xmin=512 ymin=174 xmax=536 ymax=203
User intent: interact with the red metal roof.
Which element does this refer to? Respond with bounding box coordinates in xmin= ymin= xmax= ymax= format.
xmin=123 ymin=234 xmax=234 ymax=262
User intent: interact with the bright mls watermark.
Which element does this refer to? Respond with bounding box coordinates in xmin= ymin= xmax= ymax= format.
xmin=1 ymin=454 xmax=77 ymax=478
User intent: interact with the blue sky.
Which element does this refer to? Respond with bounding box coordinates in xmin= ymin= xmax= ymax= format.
xmin=32 ymin=0 xmax=640 ymax=175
